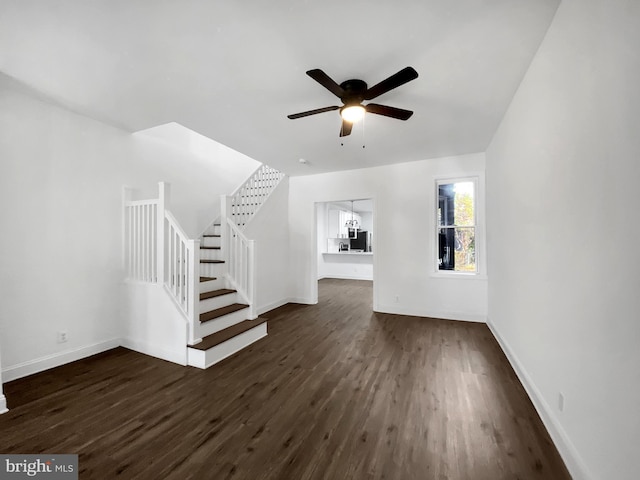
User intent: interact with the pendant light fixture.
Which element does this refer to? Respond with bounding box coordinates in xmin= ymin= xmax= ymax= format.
xmin=344 ymin=200 xmax=359 ymax=230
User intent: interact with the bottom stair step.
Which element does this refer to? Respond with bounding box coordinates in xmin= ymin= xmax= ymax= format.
xmin=187 ymin=318 xmax=268 ymax=369
xmin=191 ymin=318 xmax=267 ymax=351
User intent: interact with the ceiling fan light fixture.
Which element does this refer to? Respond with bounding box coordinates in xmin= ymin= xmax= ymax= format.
xmin=287 ymin=67 xmax=418 ymax=136
xmin=340 ymin=105 xmax=366 ymax=123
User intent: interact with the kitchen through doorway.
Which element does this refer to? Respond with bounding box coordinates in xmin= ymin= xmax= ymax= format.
xmin=314 ymin=198 xmax=376 ymax=309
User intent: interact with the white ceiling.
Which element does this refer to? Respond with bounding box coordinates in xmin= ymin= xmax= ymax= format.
xmin=0 ymin=0 xmax=559 ymax=176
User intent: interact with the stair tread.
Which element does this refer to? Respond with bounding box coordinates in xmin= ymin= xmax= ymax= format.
xmin=190 ymin=317 xmax=267 ymax=351
xmin=200 ymin=303 xmax=249 ymax=323
xmin=200 ymin=276 xmax=217 ymax=282
xmin=200 ymin=259 xmax=225 ymax=264
xmin=200 ymin=288 xmax=236 ymax=301
xmin=200 ymin=246 xmax=221 ymax=250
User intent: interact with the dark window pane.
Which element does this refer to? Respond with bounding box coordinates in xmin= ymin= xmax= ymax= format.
xmin=438 ymin=227 xmax=475 ymax=272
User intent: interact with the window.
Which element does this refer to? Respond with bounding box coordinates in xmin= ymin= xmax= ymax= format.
xmin=437 ymin=179 xmax=477 ymax=273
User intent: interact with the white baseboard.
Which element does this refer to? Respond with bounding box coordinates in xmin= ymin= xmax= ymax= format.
xmin=317 ymin=274 xmax=374 ymax=281
xmin=257 ymin=298 xmax=292 ymax=316
xmin=286 ymin=297 xmax=317 ymax=305
xmin=0 ymin=394 xmax=7 ymax=414
xmin=120 ymin=337 xmax=187 ymax=366
xmin=375 ymin=303 xmax=487 ymax=323
xmin=487 ymin=319 xmax=593 ymax=480
xmin=1 ymin=338 xmax=121 ymax=383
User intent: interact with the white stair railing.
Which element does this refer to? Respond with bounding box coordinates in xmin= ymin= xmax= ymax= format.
xmin=122 ymin=196 xmax=158 ymax=283
xmin=165 ymin=210 xmax=200 ymax=341
xmin=222 ymin=216 xmax=256 ymax=319
xmin=123 ymin=182 xmax=200 ymax=344
xmin=230 ymin=164 xmax=285 ymax=229
xmin=123 ymin=164 xmax=284 ymax=343
xmin=220 ymin=164 xmax=285 ymax=319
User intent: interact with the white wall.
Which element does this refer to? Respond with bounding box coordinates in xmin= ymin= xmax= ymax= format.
xmin=0 ymin=75 xmax=259 ymax=382
xmin=289 ymin=153 xmax=487 ymax=321
xmin=485 ymin=1 xmax=640 ymax=479
xmin=243 ymin=178 xmax=291 ymax=315
xmin=0 ymin=341 xmax=6 ymax=413
xmin=134 ymin=122 xmax=260 ymax=237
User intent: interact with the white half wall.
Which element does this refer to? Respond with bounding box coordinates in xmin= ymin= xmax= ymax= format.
xmin=318 ymin=254 xmax=374 ymax=281
xmin=485 ymin=1 xmax=640 ymax=479
xmin=289 ymin=153 xmax=487 ymax=322
xmin=121 ymin=283 xmax=188 ymax=365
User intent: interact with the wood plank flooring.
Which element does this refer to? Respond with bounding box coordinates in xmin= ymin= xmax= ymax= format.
xmin=0 ymin=279 xmax=571 ymax=479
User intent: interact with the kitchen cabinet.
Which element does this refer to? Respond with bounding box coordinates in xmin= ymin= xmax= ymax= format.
xmin=328 ymin=208 xmax=361 ymax=238
xmin=327 ymin=209 xmax=341 ymax=238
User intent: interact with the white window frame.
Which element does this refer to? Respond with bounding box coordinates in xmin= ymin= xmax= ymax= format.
xmin=433 ymin=175 xmax=483 ymax=277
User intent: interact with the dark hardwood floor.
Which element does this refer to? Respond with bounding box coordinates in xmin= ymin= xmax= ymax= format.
xmin=0 ymin=279 xmax=570 ymax=479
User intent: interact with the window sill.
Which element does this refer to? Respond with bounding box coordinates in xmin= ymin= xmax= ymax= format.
xmin=429 ymin=272 xmax=488 ymax=280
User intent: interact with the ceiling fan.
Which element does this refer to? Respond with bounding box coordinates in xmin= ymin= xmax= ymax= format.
xmin=287 ymin=66 xmax=418 ymax=137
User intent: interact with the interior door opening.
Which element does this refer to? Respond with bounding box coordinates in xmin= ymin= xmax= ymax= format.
xmin=313 ymin=199 xmax=376 ymax=309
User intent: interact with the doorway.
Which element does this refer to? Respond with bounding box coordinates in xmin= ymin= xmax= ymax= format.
xmin=313 ymin=198 xmax=376 ymax=310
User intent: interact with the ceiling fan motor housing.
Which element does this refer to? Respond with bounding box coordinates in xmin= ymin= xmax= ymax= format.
xmin=339 ymin=79 xmax=368 ymax=106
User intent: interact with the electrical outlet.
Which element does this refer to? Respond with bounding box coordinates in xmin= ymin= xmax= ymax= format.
xmin=558 ymin=392 xmax=564 ymax=412
xmin=57 ymin=330 xmax=68 ymax=343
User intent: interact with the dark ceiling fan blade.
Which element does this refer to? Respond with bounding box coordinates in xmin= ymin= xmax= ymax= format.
xmin=306 ymin=69 xmax=345 ymax=98
xmin=365 ymin=103 xmax=414 ymax=120
xmin=287 ymin=105 xmax=340 ymax=119
xmin=363 ymin=66 xmax=418 ymax=101
xmin=339 ymin=120 xmax=353 ymax=137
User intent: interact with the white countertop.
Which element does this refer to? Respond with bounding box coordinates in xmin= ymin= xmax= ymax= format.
xmin=323 ymin=251 xmax=373 ymax=256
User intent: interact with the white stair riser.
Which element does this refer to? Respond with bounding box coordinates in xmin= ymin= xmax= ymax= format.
xmin=200 ymin=249 xmax=223 ymax=261
xmin=198 ymin=308 xmax=249 ymax=338
xmin=202 ymin=238 xmax=220 ymax=248
xmin=199 ymin=292 xmax=238 ymax=313
xmin=199 ymin=278 xmax=225 ymax=292
xmin=199 ymin=262 xmax=225 ymax=279
xmin=187 ymin=323 xmax=267 ymax=369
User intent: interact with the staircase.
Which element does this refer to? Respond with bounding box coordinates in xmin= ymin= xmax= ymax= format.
xmin=123 ymin=164 xmax=285 ymax=370
xmin=186 ymin=223 xmax=266 ymax=369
